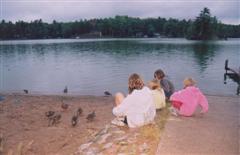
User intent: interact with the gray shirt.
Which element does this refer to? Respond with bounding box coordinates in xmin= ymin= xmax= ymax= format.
xmin=160 ymin=78 xmax=175 ymax=97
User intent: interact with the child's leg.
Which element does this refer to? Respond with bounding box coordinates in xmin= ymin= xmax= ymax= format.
xmin=112 ymin=92 xmax=127 ymax=126
xmin=164 ymin=90 xmax=171 ymax=99
xmin=114 ymin=92 xmax=125 ymax=107
xmin=169 ymin=101 xmax=183 ymax=116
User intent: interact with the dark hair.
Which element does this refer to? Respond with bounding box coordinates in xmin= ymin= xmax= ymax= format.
xmin=154 ymin=69 xmax=165 ymax=80
xmin=128 ymin=73 xmax=144 ymax=94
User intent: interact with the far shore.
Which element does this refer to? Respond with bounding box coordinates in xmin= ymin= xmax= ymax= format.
xmin=1 ymin=37 xmax=240 ymax=41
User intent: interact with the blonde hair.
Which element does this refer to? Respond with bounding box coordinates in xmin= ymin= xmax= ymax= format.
xmin=148 ymin=79 xmax=161 ymax=90
xmin=154 ymin=69 xmax=165 ymax=80
xmin=128 ymin=73 xmax=144 ymax=94
xmin=183 ymin=77 xmax=196 ymax=88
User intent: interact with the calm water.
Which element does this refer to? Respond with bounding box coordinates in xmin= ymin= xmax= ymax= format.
xmin=0 ymin=38 xmax=239 ymax=96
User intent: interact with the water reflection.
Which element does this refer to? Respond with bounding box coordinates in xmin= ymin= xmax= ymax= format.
xmin=191 ymin=42 xmax=217 ymax=73
xmin=91 ymin=40 xmax=219 ymax=74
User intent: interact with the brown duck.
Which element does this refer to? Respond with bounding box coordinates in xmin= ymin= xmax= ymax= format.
xmin=86 ymin=111 xmax=95 ymax=122
xmin=71 ymin=107 xmax=83 ymax=127
xmin=45 ymin=111 xmax=55 ymax=118
xmin=61 ymin=98 xmax=69 ymax=110
xmin=48 ymin=113 xmax=61 ymax=126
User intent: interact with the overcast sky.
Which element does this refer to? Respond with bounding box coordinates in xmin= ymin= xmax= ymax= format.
xmin=1 ymin=0 xmax=239 ymax=25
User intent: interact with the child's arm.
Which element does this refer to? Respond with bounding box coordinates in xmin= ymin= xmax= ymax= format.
xmin=198 ymin=91 xmax=209 ymax=113
xmin=161 ymin=79 xmax=170 ymax=92
xmin=112 ymin=96 xmax=130 ymax=117
xmin=113 ymin=103 xmax=126 ymax=117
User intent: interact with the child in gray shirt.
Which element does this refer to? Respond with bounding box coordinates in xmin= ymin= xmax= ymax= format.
xmin=154 ymin=69 xmax=175 ymax=99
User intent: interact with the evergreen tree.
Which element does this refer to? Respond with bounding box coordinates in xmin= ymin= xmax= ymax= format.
xmin=188 ymin=7 xmax=219 ymax=40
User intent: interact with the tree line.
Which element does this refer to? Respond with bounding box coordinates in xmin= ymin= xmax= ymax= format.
xmin=0 ymin=8 xmax=239 ymax=40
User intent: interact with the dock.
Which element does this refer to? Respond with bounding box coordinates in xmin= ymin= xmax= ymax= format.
xmin=224 ymin=59 xmax=240 ymax=95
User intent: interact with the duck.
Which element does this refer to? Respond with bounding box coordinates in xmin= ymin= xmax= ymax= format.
xmin=23 ymin=89 xmax=29 ymax=94
xmin=77 ymin=107 xmax=83 ymax=116
xmin=86 ymin=111 xmax=95 ymax=122
xmin=45 ymin=111 xmax=55 ymax=118
xmin=52 ymin=114 xmax=61 ymax=126
xmin=48 ymin=113 xmax=61 ymax=126
xmin=71 ymin=108 xmax=82 ymax=127
xmin=61 ymin=98 xmax=69 ymax=110
xmin=63 ymin=86 xmax=68 ymax=94
xmin=61 ymin=102 xmax=68 ymax=110
xmin=71 ymin=114 xmax=78 ymax=127
xmin=104 ymin=91 xmax=112 ymax=96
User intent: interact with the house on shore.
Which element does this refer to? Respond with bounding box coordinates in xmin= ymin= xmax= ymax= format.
xmin=75 ymin=31 xmax=102 ymax=39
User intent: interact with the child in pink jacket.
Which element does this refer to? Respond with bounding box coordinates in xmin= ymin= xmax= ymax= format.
xmin=170 ymin=77 xmax=208 ymax=116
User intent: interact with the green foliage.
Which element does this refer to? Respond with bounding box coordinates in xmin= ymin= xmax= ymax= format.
xmin=0 ymin=8 xmax=239 ymax=40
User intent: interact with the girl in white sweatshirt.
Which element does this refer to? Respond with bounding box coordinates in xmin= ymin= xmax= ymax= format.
xmin=112 ymin=73 xmax=156 ymax=128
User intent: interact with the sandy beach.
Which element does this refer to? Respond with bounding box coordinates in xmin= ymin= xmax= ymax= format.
xmin=1 ymin=93 xmax=238 ymax=155
xmin=0 ymin=94 xmax=115 ymax=155
xmin=0 ymin=93 xmax=169 ymax=155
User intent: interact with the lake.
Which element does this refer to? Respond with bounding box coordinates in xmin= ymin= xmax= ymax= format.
xmin=0 ymin=38 xmax=239 ymax=96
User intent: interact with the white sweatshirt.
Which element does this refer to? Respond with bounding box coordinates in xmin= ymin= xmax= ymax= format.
xmin=112 ymin=87 xmax=156 ymax=128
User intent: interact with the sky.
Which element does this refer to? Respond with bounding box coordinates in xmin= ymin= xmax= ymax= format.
xmin=1 ymin=0 xmax=239 ymax=25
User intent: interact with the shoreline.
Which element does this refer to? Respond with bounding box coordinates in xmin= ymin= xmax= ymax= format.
xmin=0 ymin=91 xmax=112 ymax=97
xmin=1 ymin=91 xmax=239 ymax=98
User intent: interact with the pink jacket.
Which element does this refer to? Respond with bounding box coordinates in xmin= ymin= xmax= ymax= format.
xmin=170 ymin=86 xmax=208 ymax=116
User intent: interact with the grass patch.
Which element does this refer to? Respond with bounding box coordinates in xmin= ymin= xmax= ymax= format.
xmin=136 ymin=102 xmax=170 ymax=154
xmin=155 ymin=102 xmax=171 ymax=133
xmin=139 ymin=103 xmax=170 ymax=141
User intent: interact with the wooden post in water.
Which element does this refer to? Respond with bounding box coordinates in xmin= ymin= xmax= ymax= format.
xmin=224 ymin=59 xmax=229 ymax=74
